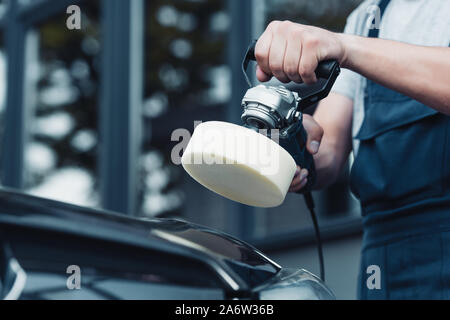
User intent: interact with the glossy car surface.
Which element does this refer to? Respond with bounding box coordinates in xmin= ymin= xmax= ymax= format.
xmin=0 ymin=188 xmax=334 ymax=300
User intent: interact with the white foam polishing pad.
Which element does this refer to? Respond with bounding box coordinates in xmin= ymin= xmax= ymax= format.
xmin=181 ymin=121 xmax=297 ymax=208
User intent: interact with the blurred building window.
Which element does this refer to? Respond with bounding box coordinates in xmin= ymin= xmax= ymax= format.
xmin=17 ymin=0 xmax=35 ymax=6
xmin=140 ymin=0 xmax=231 ymax=231
xmin=0 ymin=0 xmax=8 ymax=185
xmin=0 ymin=0 xmax=363 ymax=245
xmin=0 ymin=0 xmax=7 ymax=17
xmin=23 ymin=0 xmax=101 ymax=207
xmin=264 ymin=0 xmax=363 ymax=31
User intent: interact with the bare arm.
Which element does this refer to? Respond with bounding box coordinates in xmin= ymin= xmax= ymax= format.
xmin=340 ymin=35 xmax=450 ymax=114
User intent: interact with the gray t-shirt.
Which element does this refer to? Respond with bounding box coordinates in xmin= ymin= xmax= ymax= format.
xmin=331 ymin=0 xmax=450 ymax=154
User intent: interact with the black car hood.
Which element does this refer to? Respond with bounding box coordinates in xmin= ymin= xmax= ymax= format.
xmin=0 ymin=188 xmax=280 ymax=290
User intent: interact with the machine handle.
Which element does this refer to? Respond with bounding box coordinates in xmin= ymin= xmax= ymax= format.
xmin=242 ymin=40 xmax=339 ymax=87
xmin=296 ymin=125 xmax=316 ymax=193
xmin=315 ymin=60 xmax=340 ymax=80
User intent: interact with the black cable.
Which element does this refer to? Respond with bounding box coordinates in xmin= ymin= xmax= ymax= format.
xmin=303 ymin=192 xmax=325 ymax=282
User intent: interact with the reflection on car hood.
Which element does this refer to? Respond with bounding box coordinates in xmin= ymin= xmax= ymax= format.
xmin=0 ymin=188 xmax=280 ymax=282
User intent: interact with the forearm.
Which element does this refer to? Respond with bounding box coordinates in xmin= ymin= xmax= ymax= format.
xmin=312 ymin=145 xmax=344 ymax=190
xmin=340 ymin=34 xmax=450 ymax=114
xmin=312 ymin=93 xmax=353 ymax=189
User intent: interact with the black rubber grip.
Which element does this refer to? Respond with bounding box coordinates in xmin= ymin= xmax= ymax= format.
xmin=314 ymin=60 xmax=339 ymax=80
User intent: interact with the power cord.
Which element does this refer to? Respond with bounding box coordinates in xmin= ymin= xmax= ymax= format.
xmin=303 ymin=192 xmax=325 ymax=282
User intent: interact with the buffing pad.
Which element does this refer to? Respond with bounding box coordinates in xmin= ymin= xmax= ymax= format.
xmin=181 ymin=121 xmax=297 ymax=207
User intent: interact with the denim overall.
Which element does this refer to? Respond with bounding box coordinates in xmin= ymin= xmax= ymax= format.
xmin=350 ymin=0 xmax=450 ymax=299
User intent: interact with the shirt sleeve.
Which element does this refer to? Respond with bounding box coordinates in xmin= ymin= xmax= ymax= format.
xmin=330 ymin=8 xmax=363 ymax=101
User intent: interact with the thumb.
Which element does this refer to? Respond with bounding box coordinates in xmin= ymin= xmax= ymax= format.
xmin=302 ymin=115 xmax=324 ymax=155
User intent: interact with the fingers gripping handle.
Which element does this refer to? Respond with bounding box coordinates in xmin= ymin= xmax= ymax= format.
xmin=242 ymin=40 xmax=340 ymax=86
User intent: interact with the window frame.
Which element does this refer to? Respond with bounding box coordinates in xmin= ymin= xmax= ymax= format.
xmin=0 ymin=0 xmax=143 ymax=215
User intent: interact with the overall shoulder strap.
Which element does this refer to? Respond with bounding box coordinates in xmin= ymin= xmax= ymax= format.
xmin=368 ymin=0 xmax=391 ymax=38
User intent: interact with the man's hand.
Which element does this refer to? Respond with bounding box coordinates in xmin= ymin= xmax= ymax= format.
xmin=289 ymin=114 xmax=324 ymax=193
xmin=255 ymin=20 xmax=346 ymax=84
